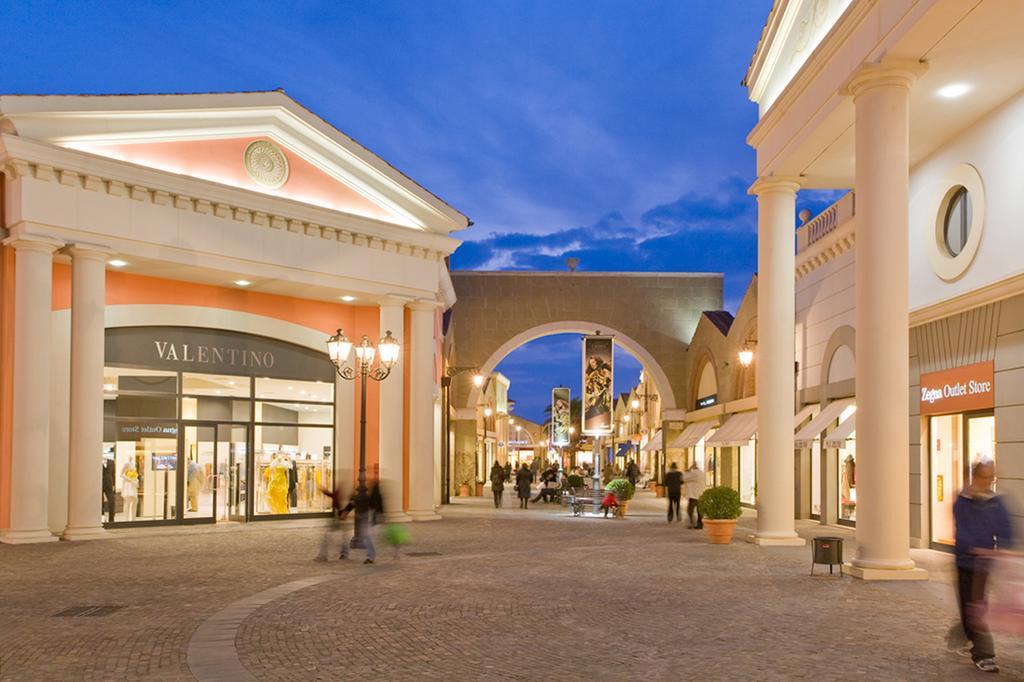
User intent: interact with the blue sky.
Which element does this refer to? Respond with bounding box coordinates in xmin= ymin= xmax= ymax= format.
xmin=0 ymin=1 xmax=842 ymax=424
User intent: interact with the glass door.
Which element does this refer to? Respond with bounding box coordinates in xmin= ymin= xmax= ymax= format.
xmin=182 ymin=424 xmax=218 ymax=522
xmin=219 ymin=424 xmax=249 ymax=521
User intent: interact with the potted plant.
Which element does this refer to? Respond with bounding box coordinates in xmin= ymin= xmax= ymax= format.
xmin=605 ymin=478 xmax=635 ymax=516
xmin=475 ymin=479 xmax=485 ymax=496
xmin=566 ymin=474 xmax=585 ymax=491
xmin=458 ymin=480 xmax=471 ymax=497
xmin=698 ymin=486 xmax=742 ymax=544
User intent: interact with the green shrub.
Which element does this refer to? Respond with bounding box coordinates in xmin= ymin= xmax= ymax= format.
xmin=605 ymin=478 xmax=635 ymax=501
xmin=567 ymin=474 xmax=585 ymax=489
xmin=698 ymin=486 xmax=742 ymax=520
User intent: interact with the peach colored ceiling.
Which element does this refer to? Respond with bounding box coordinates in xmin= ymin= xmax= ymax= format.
xmin=74 ymin=136 xmax=401 ymax=223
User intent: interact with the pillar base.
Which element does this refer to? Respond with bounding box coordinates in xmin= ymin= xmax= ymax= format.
xmin=746 ymin=533 xmax=806 ymax=547
xmin=845 ymin=563 xmax=928 ymax=581
xmin=61 ymin=526 xmax=110 ymax=541
xmin=0 ymin=528 xmax=58 ymax=544
xmin=384 ymin=512 xmax=413 ymax=524
xmin=407 ymin=510 xmax=442 ymax=522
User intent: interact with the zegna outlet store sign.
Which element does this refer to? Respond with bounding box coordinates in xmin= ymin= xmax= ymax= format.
xmin=105 ymin=326 xmax=335 ymax=381
xmin=919 ymin=361 xmax=995 ymax=416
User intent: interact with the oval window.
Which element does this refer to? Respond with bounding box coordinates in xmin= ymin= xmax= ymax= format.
xmin=943 ymin=186 xmax=972 ymax=257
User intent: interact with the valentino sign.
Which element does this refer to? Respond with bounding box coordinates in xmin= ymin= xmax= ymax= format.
xmin=919 ymin=361 xmax=994 ymax=415
xmin=153 ymin=341 xmax=275 ymax=369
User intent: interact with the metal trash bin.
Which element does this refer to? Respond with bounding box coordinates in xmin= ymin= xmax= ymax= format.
xmin=811 ymin=536 xmax=844 ymax=576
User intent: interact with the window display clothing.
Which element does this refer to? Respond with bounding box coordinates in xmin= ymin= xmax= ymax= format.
xmin=288 ymin=460 xmax=298 ymax=508
xmin=121 ymin=463 xmax=139 ymax=522
xmin=102 ymin=458 xmax=116 ymax=524
xmin=266 ymin=456 xmax=290 ymax=514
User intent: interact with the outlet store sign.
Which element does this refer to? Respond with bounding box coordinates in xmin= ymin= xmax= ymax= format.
xmin=919 ymin=361 xmax=994 ymax=415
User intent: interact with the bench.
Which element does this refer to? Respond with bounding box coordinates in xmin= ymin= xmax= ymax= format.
xmin=564 ymin=488 xmax=619 ymax=517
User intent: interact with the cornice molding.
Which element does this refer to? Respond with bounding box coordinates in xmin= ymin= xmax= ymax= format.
xmin=747 ymin=0 xmax=876 ymax=149
xmin=794 ymin=217 xmax=855 ymax=279
xmin=909 ymin=272 xmax=1024 ymax=328
xmin=0 ymin=134 xmax=460 ymax=265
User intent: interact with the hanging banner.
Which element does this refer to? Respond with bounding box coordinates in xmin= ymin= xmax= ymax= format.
xmin=582 ymin=335 xmax=613 ymax=435
xmin=551 ymin=387 xmax=571 ymax=446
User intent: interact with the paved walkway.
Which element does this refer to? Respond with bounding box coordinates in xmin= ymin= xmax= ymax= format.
xmin=1 ymin=492 xmax=1021 ymax=680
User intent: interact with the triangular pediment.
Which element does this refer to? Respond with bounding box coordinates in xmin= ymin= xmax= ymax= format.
xmin=68 ymin=135 xmax=404 ymax=224
xmin=0 ymin=91 xmax=469 ymax=235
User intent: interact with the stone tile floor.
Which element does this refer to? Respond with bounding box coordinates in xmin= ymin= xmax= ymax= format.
xmin=1 ymin=491 xmax=1021 ymax=680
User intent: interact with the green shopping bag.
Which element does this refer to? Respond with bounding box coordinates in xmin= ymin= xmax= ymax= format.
xmin=380 ymin=523 xmax=411 ymax=547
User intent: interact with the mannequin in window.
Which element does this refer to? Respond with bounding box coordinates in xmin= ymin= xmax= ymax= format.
xmin=841 ymin=454 xmax=856 ymax=518
xmin=121 ymin=460 xmax=139 ymax=522
xmin=102 ymin=455 xmax=116 ymax=523
xmin=267 ymin=453 xmax=290 ymax=515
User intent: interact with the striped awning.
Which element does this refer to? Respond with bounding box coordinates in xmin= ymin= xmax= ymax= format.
xmin=824 ymin=413 xmax=856 ymax=448
xmin=668 ymin=420 xmax=717 ymax=449
xmin=641 ymin=429 xmax=663 ymax=452
xmin=794 ymin=398 xmax=855 ymax=447
xmin=705 ymin=411 xmax=758 ymax=447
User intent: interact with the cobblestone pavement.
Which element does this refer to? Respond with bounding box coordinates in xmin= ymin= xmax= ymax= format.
xmin=1 ymin=492 xmax=1022 ymax=681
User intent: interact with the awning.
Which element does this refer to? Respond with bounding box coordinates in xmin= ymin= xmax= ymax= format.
xmin=641 ymin=429 xmax=663 ymax=452
xmin=669 ymin=420 xmax=717 ymax=449
xmin=706 ymin=411 xmax=758 ymax=447
xmin=794 ymin=398 xmax=855 ymax=447
xmin=825 ymin=413 xmax=856 ymax=448
xmin=794 ymin=403 xmax=818 ymax=428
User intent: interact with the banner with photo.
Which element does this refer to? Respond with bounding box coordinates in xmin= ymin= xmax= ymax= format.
xmin=582 ymin=335 xmax=613 ymax=435
xmin=551 ymin=387 xmax=571 ymax=446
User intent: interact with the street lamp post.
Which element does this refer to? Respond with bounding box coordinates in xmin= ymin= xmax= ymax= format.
xmin=327 ymin=328 xmax=400 ymax=548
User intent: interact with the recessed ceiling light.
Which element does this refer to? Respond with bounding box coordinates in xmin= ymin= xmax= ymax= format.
xmin=228 ymin=380 xmax=236 ymax=386
xmin=340 ymin=295 xmax=356 ymax=302
xmin=108 ymin=259 xmax=128 ymax=268
xmin=234 ymin=279 xmax=252 ymax=287
xmin=937 ymin=83 xmax=970 ymax=99
xmin=287 ymin=386 xmax=294 ymax=391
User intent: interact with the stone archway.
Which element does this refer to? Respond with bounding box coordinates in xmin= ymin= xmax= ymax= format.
xmin=465 ymin=320 xmax=676 ymax=412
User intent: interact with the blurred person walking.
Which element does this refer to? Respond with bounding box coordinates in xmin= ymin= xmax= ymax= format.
xmin=682 ymin=463 xmax=705 ymax=529
xmin=516 ymin=463 xmax=534 ymax=509
xmin=664 ymin=462 xmax=683 ymax=523
xmin=952 ymin=460 xmax=1014 ymax=673
xmin=490 ymin=462 xmax=505 ymax=508
xmin=315 ymin=483 xmax=348 ymax=562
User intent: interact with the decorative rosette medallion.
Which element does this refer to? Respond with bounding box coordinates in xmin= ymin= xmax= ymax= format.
xmin=243 ymin=139 xmax=290 ymax=189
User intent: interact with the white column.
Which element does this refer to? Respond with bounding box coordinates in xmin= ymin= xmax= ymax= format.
xmin=406 ymin=300 xmax=441 ymax=521
xmin=379 ymin=297 xmax=411 ymax=521
xmin=1 ymin=235 xmax=62 ymax=544
xmin=749 ymin=178 xmax=804 ymax=546
xmin=847 ymin=62 xmax=927 ymax=580
xmin=62 ymin=245 xmax=110 ymax=540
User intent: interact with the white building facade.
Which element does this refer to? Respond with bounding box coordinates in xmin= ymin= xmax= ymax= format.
xmin=745 ymin=0 xmax=1024 ymax=577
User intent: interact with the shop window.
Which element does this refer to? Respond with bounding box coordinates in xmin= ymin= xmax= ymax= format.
xmin=810 ymin=439 xmax=821 ymax=517
xmin=253 ymin=425 xmax=333 ymax=515
xmin=943 ymin=186 xmax=972 ymax=256
xmin=837 ymin=405 xmax=856 ymax=523
xmin=256 ymin=401 xmax=333 ymax=425
xmin=103 ymin=425 xmax=178 ymax=524
xmin=739 ymin=442 xmax=756 ymax=505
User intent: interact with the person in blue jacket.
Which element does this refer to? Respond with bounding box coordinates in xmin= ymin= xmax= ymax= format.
xmin=953 ymin=459 xmax=1014 ymax=673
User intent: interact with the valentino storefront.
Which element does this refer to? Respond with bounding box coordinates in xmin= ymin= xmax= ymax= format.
xmin=102 ymin=327 xmax=337 ymax=526
xmin=0 ymin=91 xmax=468 ymax=543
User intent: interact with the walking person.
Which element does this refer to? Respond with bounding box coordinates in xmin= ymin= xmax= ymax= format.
xmin=682 ymin=463 xmax=705 ymax=529
xmin=664 ymin=462 xmax=683 ymax=523
xmin=952 ymin=460 xmax=1014 ymax=673
xmin=516 ymin=463 xmax=534 ymax=509
xmin=627 ymin=460 xmax=639 ymax=487
xmin=315 ymin=483 xmax=347 ymax=562
xmin=503 ymin=460 xmax=512 ymax=483
xmin=490 ymin=462 xmax=505 ymax=508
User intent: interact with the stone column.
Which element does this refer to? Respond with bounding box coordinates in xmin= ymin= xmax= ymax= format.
xmin=379 ymin=297 xmax=410 ymax=521
xmin=406 ymin=300 xmax=441 ymax=521
xmin=847 ymin=62 xmax=927 ymax=580
xmin=749 ymin=178 xmax=804 ymax=546
xmin=62 ymin=245 xmax=111 ymax=540
xmin=1 ymin=234 xmax=63 ymax=544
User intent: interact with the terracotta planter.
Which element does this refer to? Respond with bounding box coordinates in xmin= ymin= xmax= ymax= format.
xmin=655 ymin=484 xmax=666 ymax=498
xmin=617 ymin=500 xmax=630 ymax=517
xmin=458 ymin=484 xmax=471 ymax=497
xmin=703 ymin=519 xmax=737 ymax=544
xmin=475 ymin=482 xmax=484 ymax=496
